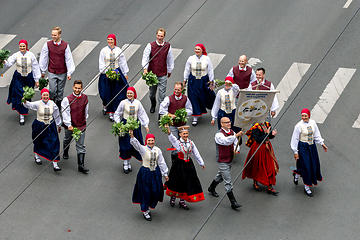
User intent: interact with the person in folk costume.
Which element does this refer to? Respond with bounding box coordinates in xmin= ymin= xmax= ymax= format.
xmin=211 ymin=76 xmax=241 ymax=133
xmin=208 ymin=117 xmax=243 ymax=209
xmin=23 ymin=88 xmax=62 ymax=171
xmin=2 ymin=39 xmax=40 ymax=125
xmin=99 ymin=34 xmax=129 ymax=122
xmin=129 ymin=130 xmax=169 ymax=221
xmin=61 ymin=80 xmax=89 ymax=174
xmin=291 ymin=108 xmax=328 ymax=197
xmin=184 ymin=43 xmax=216 ymax=126
xmin=114 ymin=87 xmax=149 ymax=173
xmin=39 ymin=26 xmax=75 ymax=108
xmin=242 ymin=121 xmax=279 ymax=195
xmin=165 ymin=125 xmax=205 ymax=210
xmin=247 ymin=67 xmax=279 ymax=123
xmin=142 ymin=28 xmax=174 ymax=114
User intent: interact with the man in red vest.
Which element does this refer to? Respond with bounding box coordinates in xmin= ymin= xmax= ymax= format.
xmin=61 ymin=80 xmax=89 ymax=174
xmin=208 ymin=117 xmax=243 ymax=209
xmin=142 ymin=28 xmax=174 ymax=113
xmin=39 ymin=26 xmax=75 ymax=108
xmin=248 ymin=68 xmax=279 ymax=121
xmin=227 ymin=55 xmax=256 ymax=90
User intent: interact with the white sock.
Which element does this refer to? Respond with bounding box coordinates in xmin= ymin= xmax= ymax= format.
xmin=193 ymin=116 xmax=198 ymax=122
xmin=304 ymin=185 xmax=311 ymax=193
xmin=20 ymin=115 xmax=25 ymax=121
xmin=103 ymin=106 xmax=107 ymax=111
xmin=295 ymin=174 xmax=300 ymax=180
xmin=123 ymin=160 xmax=129 ymax=169
xmin=53 ymin=161 xmax=58 ymax=168
xmin=35 ymin=153 xmax=40 ymax=160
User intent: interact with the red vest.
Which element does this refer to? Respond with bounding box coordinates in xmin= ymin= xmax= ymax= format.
xmin=168 ymin=94 xmax=187 ymax=127
xmin=217 ymin=129 xmax=235 ymax=163
xmin=233 ymin=66 xmax=252 ymax=89
xmin=47 ymin=41 xmax=68 ymax=74
xmin=148 ymin=41 xmax=170 ymax=77
xmin=67 ymin=94 xmax=88 ymax=131
xmin=251 ymin=79 xmax=272 ymax=90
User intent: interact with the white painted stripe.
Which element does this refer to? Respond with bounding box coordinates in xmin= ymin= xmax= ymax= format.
xmin=84 ymin=44 xmax=140 ymax=96
xmin=207 ymin=53 xmax=225 ymax=69
xmin=0 ymin=37 xmax=48 ymax=87
xmin=72 ymin=40 xmax=99 ymax=66
xmin=247 ymin=57 xmax=263 ymax=68
xmin=343 ymin=0 xmax=353 ymax=8
xmin=352 ymin=114 xmax=360 ymax=128
xmin=311 ymin=68 xmax=356 ymax=124
xmin=0 ymin=34 xmax=16 ymax=49
xmin=274 ymin=62 xmax=311 ymax=118
xmin=136 ymin=48 xmax=183 ymax=100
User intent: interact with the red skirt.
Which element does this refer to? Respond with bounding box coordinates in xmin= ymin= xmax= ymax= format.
xmin=242 ymin=141 xmax=278 ymax=186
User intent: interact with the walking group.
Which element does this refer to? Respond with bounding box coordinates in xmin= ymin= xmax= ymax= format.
xmin=1 ymin=27 xmax=328 ymax=221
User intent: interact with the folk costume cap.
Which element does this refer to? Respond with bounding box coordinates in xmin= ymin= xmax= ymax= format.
xmin=225 ymin=76 xmax=234 ymax=84
xmin=195 ymin=43 xmax=207 ymax=56
xmin=177 ymin=125 xmax=190 ymax=132
xmin=41 ymin=88 xmax=49 ymax=96
xmin=127 ymin=87 xmax=137 ymax=99
xmin=145 ymin=134 xmax=155 ymax=146
xmin=301 ymin=108 xmax=310 ymax=118
xmin=107 ymin=34 xmax=117 ymax=46
xmin=19 ymin=39 xmax=29 ymax=51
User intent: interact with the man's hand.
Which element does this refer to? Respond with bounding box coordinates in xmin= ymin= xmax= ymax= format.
xmin=68 ymin=126 xmax=73 ymax=131
xmin=41 ymin=73 xmax=45 ymax=79
xmin=67 ymin=75 xmax=71 ymax=81
xmin=236 ymin=131 xmax=244 ymax=138
xmin=58 ymin=127 xmax=62 ymax=133
xmin=167 ymin=72 xmax=171 ymax=78
xmin=169 ymin=113 xmax=176 ymax=119
xmin=271 ymin=111 xmax=276 ymax=117
xmin=143 ymin=69 xmax=148 ymax=75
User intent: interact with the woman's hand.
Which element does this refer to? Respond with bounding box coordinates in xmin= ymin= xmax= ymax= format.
xmin=201 ymin=165 xmax=205 ymax=170
xmin=145 ymin=127 xmax=149 ymax=134
xmin=211 ymin=120 xmax=215 ymax=125
xmin=294 ymin=154 xmax=299 ymax=161
xmin=165 ymin=176 xmax=169 ymax=182
xmin=35 ymin=82 xmax=39 ymax=88
xmin=322 ymin=144 xmax=328 ymax=152
xmin=125 ymin=75 xmax=128 ymax=81
xmin=129 ymin=129 xmax=134 ymax=138
xmin=272 ymin=129 xmax=277 ymax=136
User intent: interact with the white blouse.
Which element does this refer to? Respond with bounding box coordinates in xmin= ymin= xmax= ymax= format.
xmin=5 ymin=51 xmax=41 ymax=81
xmin=290 ymin=119 xmax=324 ymax=154
xmin=114 ymin=99 xmax=149 ymax=127
xmin=99 ymin=46 xmax=129 ymax=75
xmin=184 ymin=55 xmax=214 ymax=81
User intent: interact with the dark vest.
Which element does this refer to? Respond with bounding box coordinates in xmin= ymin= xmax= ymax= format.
xmin=168 ymin=94 xmax=187 ymax=127
xmin=67 ymin=94 xmax=88 ymax=131
xmin=233 ymin=66 xmax=252 ymax=90
xmin=251 ymin=79 xmax=272 ymax=90
xmin=47 ymin=41 xmax=68 ymax=74
xmin=217 ymin=128 xmax=235 ymax=163
xmin=148 ymin=41 xmax=170 ymax=77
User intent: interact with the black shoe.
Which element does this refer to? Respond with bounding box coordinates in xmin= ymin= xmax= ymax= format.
xmin=77 ymin=153 xmax=89 ymax=174
xmin=128 ymin=165 xmax=132 ymax=172
xmin=293 ymin=173 xmax=298 ymax=185
xmin=143 ymin=212 xmax=152 ymax=221
xmin=170 ymin=197 xmax=175 ymax=207
xmin=19 ymin=120 xmax=25 ymax=126
xmin=192 ymin=120 xmax=198 ymax=126
xmin=150 ymin=98 xmax=156 ymax=113
xmin=227 ymin=191 xmax=242 ymax=209
xmin=179 ymin=201 xmax=189 ymax=210
xmin=267 ymin=187 xmax=279 ymax=196
xmin=102 ymin=108 xmax=107 ymax=115
xmin=304 ymin=188 xmax=313 ymax=197
xmin=53 ymin=166 xmax=61 ymax=172
xmin=208 ymin=180 xmax=220 ymax=197
xmin=63 ymin=146 xmax=69 ymax=159
xmin=253 ymin=181 xmax=261 ymax=192
xmin=34 ymin=156 xmax=42 ymax=165
xmin=123 ymin=168 xmax=129 ymax=174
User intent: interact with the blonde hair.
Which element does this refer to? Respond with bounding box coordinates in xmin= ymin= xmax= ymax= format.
xmin=156 ymin=28 xmax=166 ymax=37
xmin=52 ymin=26 xmax=62 ymax=34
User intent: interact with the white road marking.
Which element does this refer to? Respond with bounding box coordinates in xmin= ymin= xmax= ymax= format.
xmin=84 ymin=44 xmax=141 ymax=95
xmin=311 ymin=68 xmax=356 ymax=124
xmin=247 ymin=57 xmax=263 ymax=68
xmin=0 ymin=37 xmax=48 ymax=87
xmin=274 ymin=62 xmax=311 ymax=118
xmin=352 ymin=114 xmax=360 ymax=128
xmin=207 ymin=53 xmax=225 ymax=69
xmin=343 ymin=0 xmax=353 ymax=8
xmin=72 ymin=40 xmax=99 ymax=66
xmin=0 ymin=34 xmax=16 ymax=49
xmin=136 ymin=48 xmax=183 ymax=100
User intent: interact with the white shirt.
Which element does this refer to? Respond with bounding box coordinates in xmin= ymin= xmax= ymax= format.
xmin=227 ymin=65 xmax=257 ymax=85
xmin=215 ymin=128 xmax=240 ymax=152
xmin=184 ymin=55 xmax=214 ymax=81
xmin=39 ymin=40 xmax=75 ymax=76
xmin=291 ymin=119 xmax=324 ymax=154
xmin=168 ymin=133 xmax=204 ymax=166
xmin=5 ymin=51 xmax=41 ymax=81
xmin=99 ymin=46 xmax=129 ymax=75
xmin=159 ymin=94 xmax=193 ymax=116
xmin=247 ymin=79 xmax=279 ymax=112
xmin=130 ymin=137 xmax=168 ymax=176
xmin=114 ymin=99 xmax=149 ymax=127
xmin=211 ymin=84 xmax=240 ymax=120
xmin=142 ymin=40 xmax=174 ymax=73
xmin=23 ymin=100 xmax=61 ymax=126
xmin=61 ymin=93 xmax=89 ymax=128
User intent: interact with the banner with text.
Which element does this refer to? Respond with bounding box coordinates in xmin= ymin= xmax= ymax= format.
xmin=234 ymin=90 xmax=277 ymax=131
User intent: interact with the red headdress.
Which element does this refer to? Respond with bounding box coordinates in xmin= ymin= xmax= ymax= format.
xmin=127 ymin=87 xmax=137 ymax=99
xmin=19 ymin=39 xmax=29 ymax=51
xmin=225 ymin=76 xmax=234 ymax=84
xmin=195 ymin=43 xmax=207 ymax=56
xmin=41 ymin=88 xmax=49 ymax=96
xmin=301 ymin=108 xmax=310 ymax=118
xmin=107 ymin=34 xmax=117 ymax=46
xmin=145 ymin=134 xmax=155 ymax=146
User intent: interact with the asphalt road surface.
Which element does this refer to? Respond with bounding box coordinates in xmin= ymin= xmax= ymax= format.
xmin=0 ymin=0 xmax=359 ymax=239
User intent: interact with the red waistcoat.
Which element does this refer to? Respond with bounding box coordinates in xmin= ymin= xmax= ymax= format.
xmin=67 ymin=94 xmax=88 ymax=131
xmin=168 ymin=94 xmax=187 ymax=127
xmin=251 ymin=79 xmax=272 ymax=90
xmin=233 ymin=66 xmax=252 ymax=89
xmin=148 ymin=41 xmax=170 ymax=77
xmin=47 ymin=41 xmax=68 ymax=74
xmin=217 ymin=129 xmax=235 ymax=163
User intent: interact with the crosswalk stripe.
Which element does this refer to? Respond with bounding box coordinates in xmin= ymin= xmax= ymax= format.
xmin=84 ymin=44 xmax=141 ymax=96
xmin=0 ymin=34 xmax=16 ymax=49
xmin=135 ymin=48 xmax=183 ymax=101
xmin=247 ymin=57 xmax=263 ymax=68
xmin=207 ymin=53 xmax=225 ymax=69
xmin=311 ymin=68 xmax=356 ymax=124
xmin=72 ymin=40 xmax=99 ymax=66
xmin=0 ymin=37 xmax=48 ymax=87
xmin=352 ymin=114 xmax=360 ymax=128
xmin=274 ymin=62 xmax=311 ymax=118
